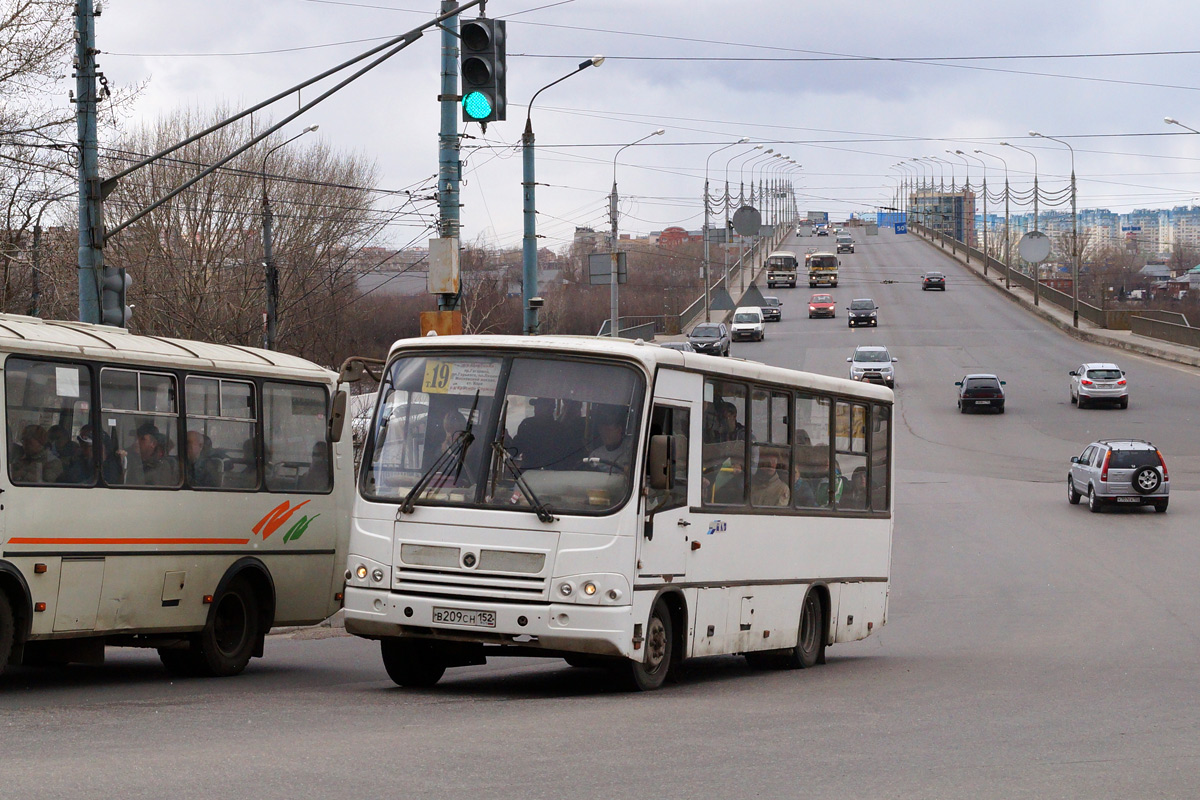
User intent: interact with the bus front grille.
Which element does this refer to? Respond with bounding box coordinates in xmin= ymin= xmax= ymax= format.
xmin=394 ymin=566 xmax=548 ymax=601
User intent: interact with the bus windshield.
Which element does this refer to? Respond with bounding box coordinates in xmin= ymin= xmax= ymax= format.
xmin=809 ymin=255 xmax=837 ymax=269
xmin=361 ymin=352 xmax=645 ymax=515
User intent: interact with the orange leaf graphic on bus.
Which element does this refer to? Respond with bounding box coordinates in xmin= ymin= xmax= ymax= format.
xmin=253 ymin=500 xmax=311 ymax=540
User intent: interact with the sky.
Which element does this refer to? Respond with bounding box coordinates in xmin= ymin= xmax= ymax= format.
xmin=93 ymin=0 xmax=1200 ymax=252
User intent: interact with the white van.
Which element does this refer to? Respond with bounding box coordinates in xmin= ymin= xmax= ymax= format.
xmin=731 ymin=306 xmax=765 ymax=342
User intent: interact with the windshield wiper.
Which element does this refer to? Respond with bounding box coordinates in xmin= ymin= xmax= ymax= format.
xmin=488 ymin=401 xmax=555 ymax=523
xmin=399 ymin=391 xmax=480 ymax=514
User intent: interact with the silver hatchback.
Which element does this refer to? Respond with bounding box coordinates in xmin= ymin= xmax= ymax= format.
xmin=1068 ymin=439 xmax=1169 ymax=513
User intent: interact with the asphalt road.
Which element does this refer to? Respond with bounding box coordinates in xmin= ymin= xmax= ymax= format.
xmin=4 ymin=227 xmax=1200 ymax=799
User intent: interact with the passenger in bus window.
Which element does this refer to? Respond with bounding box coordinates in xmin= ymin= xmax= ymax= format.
xmin=48 ymin=424 xmax=78 ymax=464
xmin=134 ymin=422 xmax=177 ymax=486
xmin=12 ymin=424 xmax=64 ymax=484
xmin=297 ymin=441 xmax=330 ymax=491
xmin=587 ymin=409 xmax=631 ymax=474
xmin=710 ymin=401 xmax=745 ymax=442
xmin=186 ymin=430 xmax=222 ymax=488
xmin=61 ymin=426 xmax=97 ymax=484
xmin=793 ymin=446 xmax=833 ymax=508
xmin=751 ymin=446 xmax=790 ymax=507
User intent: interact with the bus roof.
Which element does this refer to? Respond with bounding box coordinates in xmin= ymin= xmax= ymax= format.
xmin=0 ymin=313 xmax=334 ymax=381
xmin=766 ymin=250 xmax=798 ymax=260
xmin=386 ymin=334 xmax=893 ymax=403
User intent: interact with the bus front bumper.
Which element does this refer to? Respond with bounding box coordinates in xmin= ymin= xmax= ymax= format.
xmin=343 ymin=586 xmax=635 ymax=658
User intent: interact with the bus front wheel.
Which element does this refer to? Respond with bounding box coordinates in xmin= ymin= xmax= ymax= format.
xmin=781 ymin=590 xmax=825 ymax=669
xmin=381 ymin=638 xmax=446 ymax=687
xmin=623 ymin=599 xmax=673 ymax=691
xmin=196 ymin=577 xmax=261 ymax=676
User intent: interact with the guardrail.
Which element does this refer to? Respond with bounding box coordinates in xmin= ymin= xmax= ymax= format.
xmin=595 ymin=317 xmax=664 ymax=340
xmin=1130 ymin=316 xmax=1200 ymax=348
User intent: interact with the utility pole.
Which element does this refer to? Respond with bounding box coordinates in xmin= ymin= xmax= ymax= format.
xmin=75 ymin=0 xmax=102 ymax=324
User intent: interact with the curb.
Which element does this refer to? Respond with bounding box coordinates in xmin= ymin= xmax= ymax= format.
xmin=916 ymin=234 xmax=1200 ymax=369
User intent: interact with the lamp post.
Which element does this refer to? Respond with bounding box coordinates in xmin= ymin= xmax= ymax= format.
xmin=948 ymin=150 xmax=971 ymax=260
xmin=704 ymin=137 xmax=750 ymax=321
xmin=976 ymin=150 xmax=1011 ymax=289
xmin=261 ymin=124 xmax=318 ymax=350
xmin=609 ymin=128 xmax=665 ymax=337
xmin=959 ymin=150 xmax=988 ymax=274
xmin=1031 ymin=130 xmax=1079 ymax=327
xmin=725 ymin=145 xmax=761 ymax=295
xmin=522 ymin=57 xmax=603 ymax=335
xmin=739 ymin=150 xmax=773 ymax=290
xmin=1003 ymin=140 xmax=1040 ymax=305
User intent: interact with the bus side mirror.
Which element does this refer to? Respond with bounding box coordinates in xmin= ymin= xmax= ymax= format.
xmin=329 ymin=390 xmax=349 ymax=443
xmin=647 ymin=434 xmax=675 ymax=491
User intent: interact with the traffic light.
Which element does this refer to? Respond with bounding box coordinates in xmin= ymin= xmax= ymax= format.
xmin=460 ymin=18 xmax=506 ymax=124
xmin=100 ymin=266 xmax=132 ymax=327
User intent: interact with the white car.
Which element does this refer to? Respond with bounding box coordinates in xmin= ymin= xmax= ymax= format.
xmin=1069 ymin=362 xmax=1128 ymax=409
xmin=731 ymin=306 xmax=765 ymax=342
xmin=847 ymin=345 xmax=897 ymax=387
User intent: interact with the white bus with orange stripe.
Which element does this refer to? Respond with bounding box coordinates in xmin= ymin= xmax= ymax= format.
xmin=0 ymin=315 xmax=352 ymax=677
xmin=344 ymin=335 xmax=893 ymax=690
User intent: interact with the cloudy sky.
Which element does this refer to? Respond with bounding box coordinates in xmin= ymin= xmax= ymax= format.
xmin=96 ymin=0 xmax=1200 ymax=251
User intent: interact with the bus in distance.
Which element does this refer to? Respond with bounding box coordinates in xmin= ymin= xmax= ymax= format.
xmin=344 ymin=335 xmax=893 ymax=690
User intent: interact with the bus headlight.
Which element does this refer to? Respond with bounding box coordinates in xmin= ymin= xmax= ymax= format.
xmin=355 ymin=565 xmax=368 ymax=580
xmin=553 ymin=574 xmax=630 ymax=605
xmin=371 ymin=568 xmax=385 ymax=583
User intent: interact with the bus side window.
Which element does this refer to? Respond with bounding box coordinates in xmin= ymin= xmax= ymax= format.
xmin=870 ymin=404 xmax=890 ymax=511
xmin=264 ymin=382 xmax=331 ymax=493
xmin=646 ymin=405 xmax=689 ymax=513
xmin=702 ymin=380 xmax=746 ymax=506
xmin=5 ymin=359 xmax=94 ymax=486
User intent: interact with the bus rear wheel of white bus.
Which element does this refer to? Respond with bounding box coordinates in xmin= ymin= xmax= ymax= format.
xmin=624 ymin=599 xmax=674 ymax=691
xmin=744 ymin=589 xmax=826 ymax=670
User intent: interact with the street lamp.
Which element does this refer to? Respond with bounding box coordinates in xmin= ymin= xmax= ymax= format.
xmin=522 ymin=56 xmax=604 ymax=335
xmin=948 ymin=150 xmax=971 ymax=260
xmin=1031 ymin=130 xmax=1079 ymax=327
xmin=959 ymin=150 xmax=988 ymax=273
xmin=976 ymin=149 xmax=1011 ymax=288
xmin=704 ymin=137 xmax=750 ymax=321
xmin=609 ymin=128 xmax=665 ymax=338
xmin=1165 ymin=116 xmax=1200 ymax=135
xmin=724 ymin=144 xmax=762 ymax=294
xmin=1002 ymin=140 xmax=1041 ymax=305
xmin=261 ymin=123 xmax=318 ymax=350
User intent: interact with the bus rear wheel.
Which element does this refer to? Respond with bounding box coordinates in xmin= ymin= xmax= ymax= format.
xmin=781 ymin=590 xmax=825 ymax=669
xmin=0 ymin=592 xmax=14 ymax=673
xmin=381 ymin=638 xmax=446 ymax=687
xmin=623 ymin=599 xmax=673 ymax=691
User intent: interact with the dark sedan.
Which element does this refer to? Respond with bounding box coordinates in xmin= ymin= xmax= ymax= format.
xmin=956 ymin=374 xmax=1006 ymax=413
xmin=686 ymin=322 xmax=730 ymax=357
xmin=846 ymin=298 xmax=878 ymax=327
xmin=922 ymin=271 xmax=946 ymax=290
xmin=762 ymin=296 xmax=782 ymax=322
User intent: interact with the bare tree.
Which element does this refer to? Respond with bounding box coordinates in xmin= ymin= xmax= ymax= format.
xmin=92 ymin=106 xmax=382 ymax=364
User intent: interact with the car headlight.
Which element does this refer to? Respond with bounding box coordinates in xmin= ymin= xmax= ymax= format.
xmin=869 ymin=311 xmax=877 ymax=317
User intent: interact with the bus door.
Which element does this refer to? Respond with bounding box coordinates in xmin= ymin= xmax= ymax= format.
xmin=638 ymin=401 xmax=693 ymax=579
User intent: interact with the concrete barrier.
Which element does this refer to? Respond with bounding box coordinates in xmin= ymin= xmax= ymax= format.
xmin=1130 ymin=316 xmax=1200 ymax=348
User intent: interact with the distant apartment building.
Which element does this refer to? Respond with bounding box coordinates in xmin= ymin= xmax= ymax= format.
xmin=909 ymin=190 xmax=976 ymax=246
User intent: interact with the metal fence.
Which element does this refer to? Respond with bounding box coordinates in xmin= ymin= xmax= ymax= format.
xmin=1130 ymin=316 xmax=1200 ymax=348
xmin=595 ymin=317 xmax=667 ymax=339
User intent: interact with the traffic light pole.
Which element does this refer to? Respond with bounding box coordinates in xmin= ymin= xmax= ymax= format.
xmin=437 ymin=0 xmax=461 ymax=312
xmin=75 ymin=0 xmax=103 ymax=324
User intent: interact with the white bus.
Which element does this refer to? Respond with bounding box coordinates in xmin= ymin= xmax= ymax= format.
xmin=344 ymin=336 xmax=893 ymax=690
xmin=0 ymin=314 xmax=352 ymax=677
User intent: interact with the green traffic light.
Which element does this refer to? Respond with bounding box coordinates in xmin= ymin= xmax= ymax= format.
xmin=463 ymin=90 xmax=493 ymax=120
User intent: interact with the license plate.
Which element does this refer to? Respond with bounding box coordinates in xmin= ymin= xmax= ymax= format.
xmin=974 ymin=400 xmax=990 ymax=405
xmin=1115 ymin=497 xmax=1141 ymax=504
xmin=433 ymin=606 xmax=496 ymax=627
